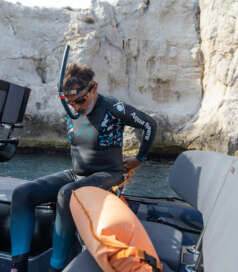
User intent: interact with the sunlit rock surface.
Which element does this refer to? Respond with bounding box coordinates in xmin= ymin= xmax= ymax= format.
xmin=175 ymin=0 xmax=238 ymax=155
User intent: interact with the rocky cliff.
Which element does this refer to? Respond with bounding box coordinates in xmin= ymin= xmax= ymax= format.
xmin=1 ymin=0 xmax=237 ymax=156
xmin=176 ymin=0 xmax=238 ymax=156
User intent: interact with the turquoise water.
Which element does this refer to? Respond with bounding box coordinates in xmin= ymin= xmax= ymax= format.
xmin=0 ymin=154 xmax=177 ymax=198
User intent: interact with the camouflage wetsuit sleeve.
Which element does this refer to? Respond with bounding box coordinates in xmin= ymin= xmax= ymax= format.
xmin=108 ymin=98 xmax=157 ymax=162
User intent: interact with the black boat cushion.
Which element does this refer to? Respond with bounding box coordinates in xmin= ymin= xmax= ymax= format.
xmin=142 ymin=220 xmax=182 ymax=271
xmin=0 ymin=176 xmax=55 ymax=256
xmin=169 ymin=150 xmax=235 ymax=220
xmin=63 ymin=249 xmax=175 ymax=272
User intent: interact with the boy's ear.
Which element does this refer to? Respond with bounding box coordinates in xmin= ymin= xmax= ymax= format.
xmin=92 ymin=83 xmax=98 ymax=94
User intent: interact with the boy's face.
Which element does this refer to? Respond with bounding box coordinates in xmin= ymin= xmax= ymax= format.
xmin=65 ymin=83 xmax=97 ymax=115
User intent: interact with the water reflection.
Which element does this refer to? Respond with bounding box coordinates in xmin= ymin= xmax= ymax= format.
xmin=0 ymin=154 xmax=176 ymax=198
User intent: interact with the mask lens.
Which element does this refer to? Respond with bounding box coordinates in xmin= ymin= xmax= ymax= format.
xmin=67 ymin=93 xmax=88 ymax=105
xmin=74 ymin=96 xmax=87 ymax=104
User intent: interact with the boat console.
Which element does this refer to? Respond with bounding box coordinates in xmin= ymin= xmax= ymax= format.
xmin=0 ymin=79 xmax=30 ymax=162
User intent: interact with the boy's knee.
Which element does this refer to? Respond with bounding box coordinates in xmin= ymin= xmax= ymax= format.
xmin=57 ymin=185 xmax=73 ymax=208
xmin=12 ymin=183 xmax=36 ymax=204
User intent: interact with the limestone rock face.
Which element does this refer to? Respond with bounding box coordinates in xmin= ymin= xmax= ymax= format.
xmin=176 ymin=0 xmax=238 ymax=155
xmin=67 ymin=0 xmax=201 ymax=127
xmin=1 ymin=0 xmax=203 ymax=155
xmin=0 ymin=1 xmax=70 ymax=133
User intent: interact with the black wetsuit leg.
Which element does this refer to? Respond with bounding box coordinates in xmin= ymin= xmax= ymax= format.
xmin=50 ymin=171 xmax=123 ymax=270
xmin=10 ymin=170 xmax=76 ymax=257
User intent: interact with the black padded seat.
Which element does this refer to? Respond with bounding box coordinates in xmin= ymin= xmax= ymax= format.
xmin=63 ymin=250 xmax=175 ymax=272
xmin=0 ymin=176 xmax=55 ymax=255
xmin=142 ymin=220 xmax=182 ymax=271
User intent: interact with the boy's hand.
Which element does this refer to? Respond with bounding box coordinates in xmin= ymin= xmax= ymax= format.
xmin=123 ymin=157 xmax=142 ymax=173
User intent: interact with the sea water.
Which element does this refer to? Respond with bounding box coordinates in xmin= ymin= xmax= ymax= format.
xmin=0 ymin=153 xmax=177 ymax=198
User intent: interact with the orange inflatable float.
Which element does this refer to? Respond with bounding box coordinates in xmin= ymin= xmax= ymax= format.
xmin=70 ymin=186 xmax=163 ymax=272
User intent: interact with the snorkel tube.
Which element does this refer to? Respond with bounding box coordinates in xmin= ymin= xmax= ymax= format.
xmin=58 ymin=45 xmax=81 ymax=119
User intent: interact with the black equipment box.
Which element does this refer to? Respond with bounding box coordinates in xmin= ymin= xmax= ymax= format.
xmin=0 ymin=80 xmax=31 ymax=125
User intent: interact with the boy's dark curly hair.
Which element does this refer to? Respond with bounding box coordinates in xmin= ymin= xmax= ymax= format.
xmin=63 ymin=63 xmax=95 ymax=91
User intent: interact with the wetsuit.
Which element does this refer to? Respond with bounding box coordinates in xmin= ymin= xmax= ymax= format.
xmin=10 ymin=94 xmax=157 ymax=270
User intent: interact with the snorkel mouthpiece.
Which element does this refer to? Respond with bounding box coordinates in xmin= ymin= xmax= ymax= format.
xmin=58 ymin=45 xmax=81 ymax=119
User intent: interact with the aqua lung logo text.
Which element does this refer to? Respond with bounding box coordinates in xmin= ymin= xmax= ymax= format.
xmin=131 ymin=112 xmax=145 ymax=126
xmin=144 ymin=122 xmax=151 ymax=141
xmin=130 ymin=112 xmax=151 ymax=141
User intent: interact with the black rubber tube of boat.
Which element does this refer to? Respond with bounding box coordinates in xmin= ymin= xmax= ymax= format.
xmin=58 ymin=45 xmax=81 ymax=119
